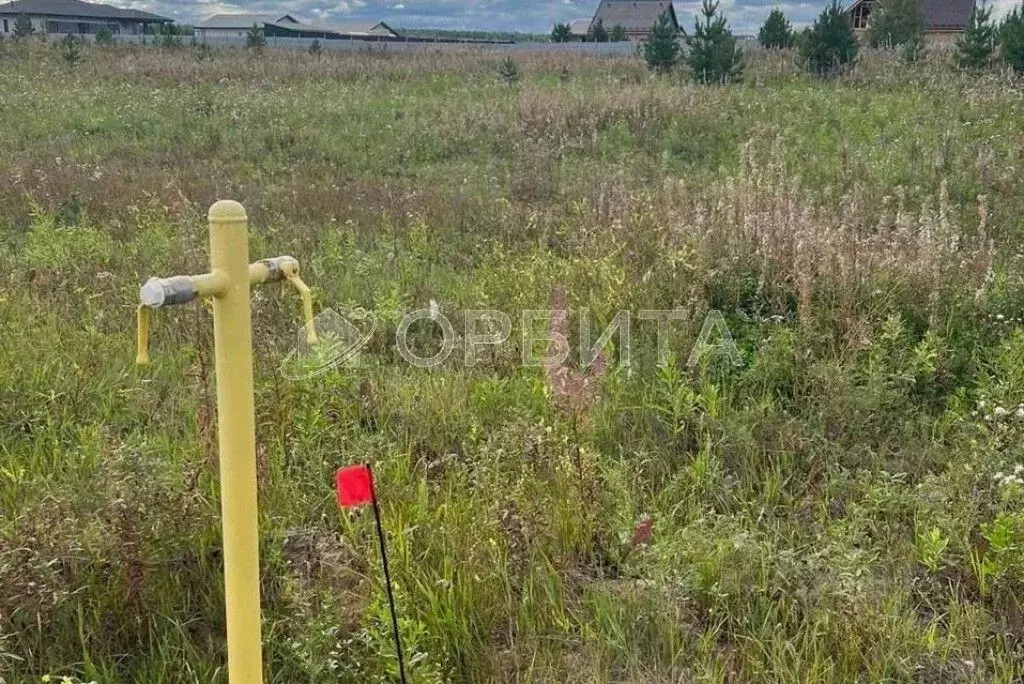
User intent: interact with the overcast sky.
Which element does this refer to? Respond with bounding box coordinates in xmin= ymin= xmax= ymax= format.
xmin=117 ymin=0 xmax=1020 ymax=35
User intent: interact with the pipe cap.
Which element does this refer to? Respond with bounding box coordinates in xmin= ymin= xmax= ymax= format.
xmin=208 ymin=200 xmax=247 ymax=223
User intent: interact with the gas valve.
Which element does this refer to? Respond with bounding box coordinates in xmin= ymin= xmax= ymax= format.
xmin=136 ymin=253 xmax=317 ymax=365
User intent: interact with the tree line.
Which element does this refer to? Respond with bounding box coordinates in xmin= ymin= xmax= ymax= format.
xmin=549 ymin=0 xmax=1024 ymax=80
xmin=775 ymin=0 xmax=1024 ymax=73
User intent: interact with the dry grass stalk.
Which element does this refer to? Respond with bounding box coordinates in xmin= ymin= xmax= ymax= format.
xmin=545 ymin=286 xmax=608 ymax=415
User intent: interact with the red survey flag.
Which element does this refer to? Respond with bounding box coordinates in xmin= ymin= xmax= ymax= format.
xmin=333 ymin=463 xmax=407 ymax=682
xmin=336 ymin=464 xmax=375 ymax=508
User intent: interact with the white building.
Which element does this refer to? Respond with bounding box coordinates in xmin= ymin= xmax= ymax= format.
xmin=194 ymin=13 xmax=400 ymax=42
xmin=194 ymin=13 xmax=300 ymax=41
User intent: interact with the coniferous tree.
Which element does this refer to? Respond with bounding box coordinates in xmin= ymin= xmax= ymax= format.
xmin=498 ymin=55 xmax=520 ymax=85
xmin=58 ymin=34 xmax=81 ymax=66
xmin=246 ymin=23 xmax=267 ymax=51
xmin=1000 ymin=2 xmax=1024 ymax=73
xmin=867 ymin=0 xmax=923 ymax=48
xmin=955 ymin=3 xmax=997 ymax=70
xmin=95 ymin=27 xmax=115 ymax=46
xmin=587 ymin=18 xmax=609 ymax=42
xmin=686 ymin=0 xmax=744 ymax=83
xmin=609 ymin=24 xmax=628 ymax=41
xmin=798 ymin=0 xmax=858 ymax=76
xmin=641 ymin=10 xmax=681 ymax=72
xmin=551 ymin=22 xmax=572 ymax=43
xmin=759 ymin=8 xmax=793 ymax=49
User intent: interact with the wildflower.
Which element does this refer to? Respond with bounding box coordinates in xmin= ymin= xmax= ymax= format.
xmin=993 ymin=469 xmax=1024 ymax=489
xmin=629 ymin=515 xmax=655 ymax=548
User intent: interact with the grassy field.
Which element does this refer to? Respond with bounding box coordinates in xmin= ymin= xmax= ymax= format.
xmin=2 ymin=40 xmax=1024 ymax=682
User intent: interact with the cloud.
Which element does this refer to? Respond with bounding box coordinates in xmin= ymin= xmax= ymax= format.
xmin=110 ymin=0 xmax=1017 ymax=34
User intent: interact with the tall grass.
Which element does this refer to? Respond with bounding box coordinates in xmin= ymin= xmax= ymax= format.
xmin=1 ymin=40 xmax=1024 ymax=682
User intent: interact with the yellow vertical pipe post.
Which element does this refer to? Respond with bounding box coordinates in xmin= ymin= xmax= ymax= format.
xmin=208 ymin=200 xmax=263 ymax=683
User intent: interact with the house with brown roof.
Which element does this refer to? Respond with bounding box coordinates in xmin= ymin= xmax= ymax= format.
xmin=581 ymin=1 xmax=679 ymax=42
xmin=848 ymin=0 xmax=975 ymax=44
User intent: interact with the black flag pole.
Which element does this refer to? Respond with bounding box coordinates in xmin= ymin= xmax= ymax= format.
xmin=367 ymin=464 xmax=407 ymax=684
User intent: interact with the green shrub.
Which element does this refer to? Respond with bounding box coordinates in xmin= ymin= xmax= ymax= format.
xmin=798 ymin=0 xmax=859 ymax=76
xmin=609 ymin=24 xmax=628 ymax=42
xmin=758 ymin=8 xmax=793 ymax=49
xmin=21 ymin=215 xmax=115 ymax=270
xmin=686 ymin=0 xmax=743 ymax=84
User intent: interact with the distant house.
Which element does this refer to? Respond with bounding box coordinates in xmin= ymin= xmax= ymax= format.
xmin=195 ymin=14 xmax=301 ymax=40
xmin=848 ymin=0 xmax=974 ymax=43
xmin=0 ymin=0 xmax=170 ymax=37
xmin=590 ymin=0 xmax=679 ymax=41
xmin=568 ymin=17 xmax=592 ymax=40
xmin=195 ymin=13 xmax=399 ymax=41
xmin=331 ymin=21 xmax=399 ymax=38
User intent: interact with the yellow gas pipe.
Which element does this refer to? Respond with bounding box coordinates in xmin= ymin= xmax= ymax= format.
xmin=135 ymin=201 xmax=317 ymax=683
